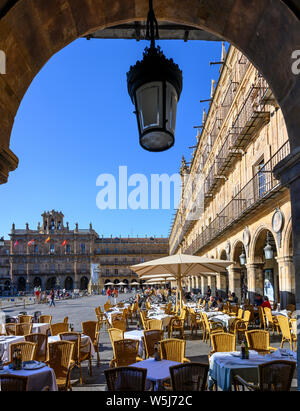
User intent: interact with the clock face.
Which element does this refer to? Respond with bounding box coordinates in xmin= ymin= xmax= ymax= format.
xmin=272 ymin=211 xmax=283 ymax=233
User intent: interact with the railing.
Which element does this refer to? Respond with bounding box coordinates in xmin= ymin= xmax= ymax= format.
xmin=184 ymin=141 xmax=290 ymax=255
xmin=220 ymin=80 xmax=239 ymax=121
xmin=237 ymin=54 xmax=250 ymax=83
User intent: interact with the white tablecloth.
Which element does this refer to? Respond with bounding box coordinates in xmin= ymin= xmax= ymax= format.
xmin=209 ymin=350 xmax=296 ymax=391
xmin=209 ymin=314 xmax=235 ymax=330
xmin=124 ymin=330 xmax=144 ymax=357
xmin=32 ymin=323 xmax=50 ymax=335
xmin=0 ymin=335 xmax=25 ymax=363
xmin=1 ymin=364 xmax=58 ymax=391
xmin=147 ymin=314 xmax=172 ymax=328
xmin=48 ymin=334 xmax=95 ymax=355
xmin=105 ymin=309 xmax=123 ymax=324
xmin=272 ymin=310 xmax=290 ymax=317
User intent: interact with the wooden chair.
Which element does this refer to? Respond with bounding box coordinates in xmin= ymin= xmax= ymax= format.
xmin=201 ymin=312 xmax=224 ymax=345
xmin=237 ymin=308 xmax=244 ymax=319
xmin=138 ymin=309 xmax=148 ymax=329
xmin=145 ymin=319 xmax=163 ymax=331
xmin=168 ymin=308 xmax=187 ymax=339
xmin=0 ymin=375 xmax=28 ymax=391
xmin=258 ymin=306 xmax=266 ymax=330
xmin=81 ymin=321 xmax=100 ymax=366
xmin=264 ymin=307 xmax=280 ymax=334
xmin=8 ymin=342 xmax=37 ymax=364
xmin=95 ymin=307 xmax=108 ymax=329
xmin=15 ymin=323 xmax=33 ymax=336
xmin=108 ymin=328 xmax=124 ymax=358
xmin=189 ymin=309 xmax=203 ymax=335
xmin=277 ymin=315 xmax=297 ymax=351
xmin=245 ymin=330 xmax=277 ymax=354
xmin=39 ymin=315 xmax=52 ymax=324
xmin=235 ymin=310 xmax=251 ymax=341
xmin=18 ymin=315 xmax=33 ymax=324
xmin=105 ymin=366 xmax=147 ymax=391
xmin=59 ymin=332 xmax=92 ymax=384
xmin=234 ymin=360 xmax=296 ymax=391
xmin=170 ymin=362 xmax=208 ymax=391
xmin=143 ymin=329 xmax=164 ymax=359
xmin=110 ymin=339 xmax=143 ymax=367
xmin=210 ymin=332 xmax=236 ymax=357
xmin=50 ymin=323 xmax=69 ymax=336
xmin=104 ymin=301 xmax=112 ymax=312
xmin=24 ymin=333 xmax=48 ymax=362
xmin=160 ymin=338 xmax=190 ymax=363
xmin=111 ymin=319 xmax=127 ymax=332
xmin=47 ymin=341 xmax=75 ymax=391
xmin=5 ymin=323 xmax=16 ymax=336
xmin=110 ymin=313 xmax=123 ymax=322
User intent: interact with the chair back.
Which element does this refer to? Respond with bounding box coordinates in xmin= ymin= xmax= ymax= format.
xmin=245 ymin=330 xmax=269 ymax=352
xmin=9 ymin=341 xmax=37 ymax=363
xmin=111 ymin=313 xmax=123 ymax=322
xmin=243 ymin=310 xmax=251 ymax=325
xmin=170 ymin=362 xmax=208 ymax=391
xmin=277 ymin=315 xmax=292 ymax=341
xmin=50 ymin=323 xmax=69 ymax=336
xmin=237 ymin=308 xmax=243 ymax=319
xmin=59 ymin=332 xmax=81 ymax=362
xmin=143 ymin=329 xmax=164 ymax=358
xmin=113 ymin=339 xmax=140 ymax=367
xmin=24 ymin=333 xmax=48 ymax=362
xmin=108 ymin=328 xmax=124 ymax=357
xmin=47 ymin=341 xmax=75 ymax=388
xmin=160 ymin=338 xmax=186 ymax=363
xmin=286 ymin=304 xmax=296 ymax=313
xmin=39 ymin=315 xmax=52 ymax=324
xmin=81 ymin=321 xmax=98 ymax=343
xmin=111 ymin=319 xmax=127 ymax=332
xmin=18 ymin=315 xmax=32 ymax=324
xmin=0 ymin=375 xmax=28 ymax=391
xmin=258 ymin=360 xmax=296 ymax=391
xmin=290 ymin=318 xmax=297 ymax=337
xmin=104 ymin=366 xmax=147 ymax=391
xmin=264 ymin=307 xmax=274 ymax=324
xmin=15 ymin=323 xmax=33 ymax=336
xmin=211 ymin=332 xmax=236 ymax=353
xmin=5 ymin=323 xmax=16 ymax=336
xmin=145 ymin=319 xmax=163 ymax=330
xmin=104 ymin=302 xmax=112 ymax=311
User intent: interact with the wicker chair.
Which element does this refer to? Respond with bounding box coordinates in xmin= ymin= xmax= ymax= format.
xmin=95 ymin=307 xmax=108 ymax=329
xmin=170 ymin=362 xmax=208 ymax=391
xmin=190 ymin=309 xmax=203 ymax=335
xmin=39 ymin=315 xmax=52 ymax=324
xmin=145 ymin=319 xmax=163 ymax=331
xmin=47 ymin=341 xmax=75 ymax=391
xmin=63 ymin=317 xmax=69 ymax=324
xmin=160 ymin=338 xmax=190 ymax=363
xmin=110 ymin=339 xmax=143 ymax=367
xmin=5 ymin=323 xmax=16 ymax=336
xmin=210 ymin=332 xmax=236 ymax=357
xmin=50 ymin=322 xmax=69 ymax=336
xmin=143 ymin=329 xmax=164 ymax=358
xmin=235 ymin=310 xmax=251 ymax=342
xmin=237 ymin=308 xmax=244 ymax=319
xmin=24 ymin=333 xmax=48 ymax=362
xmin=8 ymin=342 xmax=37 ymax=364
xmin=277 ymin=315 xmax=297 ymax=351
xmin=245 ymin=330 xmax=277 ymax=354
xmin=108 ymin=328 xmax=125 ymax=358
xmin=104 ymin=301 xmax=112 ymax=312
xmin=111 ymin=313 xmax=123 ymax=322
xmin=286 ymin=304 xmax=296 ymax=313
xmin=18 ymin=315 xmax=33 ymax=324
xmin=0 ymin=375 xmax=28 ymax=391
xmin=105 ymin=366 xmax=147 ymax=391
xmin=258 ymin=306 xmax=266 ymax=330
xmin=111 ymin=319 xmax=127 ymax=332
xmin=264 ymin=307 xmax=280 ymax=334
xmin=59 ymin=332 xmax=92 ymax=384
xmin=81 ymin=321 xmax=100 ymax=366
xmin=15 ymin=323 xmax=33 ymax=336
xmin=234 ymin=360 xmax=296 ymax=391
xmin=168 ymin=308 xmax=187 ymax=339
xmin=201 ymin=312 xmax=224 ymax=345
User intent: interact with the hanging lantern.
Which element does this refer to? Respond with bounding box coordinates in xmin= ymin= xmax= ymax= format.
xmin=264 ymin=232 xmax=274 ymax=260
xmin=127 ymin=0 xmax=182 ymax=152
xmin=239 ymin=248 xmax=247 ymax=266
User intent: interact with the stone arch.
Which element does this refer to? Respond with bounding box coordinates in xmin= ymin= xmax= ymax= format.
xmin=0 ymin=1 xmax=299 ymax=183
xmin=64 ymin=276 xmax=73 ymax=290
xmin=282 ymin=216 xmax=293 ymax=257
xmin=33 ymin=277 xmax=42 ymax=288
xmin=46 ymin=277 xmax=56 ymax=290
xmin=17 ymin=276 xmax=26 ymax=291
xmin=219 ymin=249 xmax=227 ymax=261
xmin=250 ymin=224 xmax=278 ymax=263
xmin=80 ymin=276 xmax=89 ymax=290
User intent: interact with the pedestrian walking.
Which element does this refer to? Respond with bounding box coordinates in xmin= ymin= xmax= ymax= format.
xmin=49 ymin=288 xmax=55 ymax=307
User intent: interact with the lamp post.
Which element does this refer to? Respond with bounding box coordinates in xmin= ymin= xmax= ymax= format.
xmin=127 ymin=0 xmax=182 ymax=152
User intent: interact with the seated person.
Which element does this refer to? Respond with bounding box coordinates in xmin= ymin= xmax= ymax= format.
xmin=231 ymin=292 xmax=238 ymax=304
xmin=214 ymin=297 xmax=224 ymax=311
xmin=254 ymin=294 xmax=263 ymax=306
xmin=261 ymin=295 xmax=272 ymax=310
xmin=208 ymin=296 xmax=217 ymax=309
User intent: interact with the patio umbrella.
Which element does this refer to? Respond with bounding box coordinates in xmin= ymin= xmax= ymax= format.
xmin=105 ymin=282 xmax=114 ymax=286
xmin=116 ymin=282 xmax=126 ymax=286
xmin=131 ymin=254 xmax=233 ymax=308
xmin=130 ymin=281 xmax=140 ymax=286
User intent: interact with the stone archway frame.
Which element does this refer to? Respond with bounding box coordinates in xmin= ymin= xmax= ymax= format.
xmin=282 ymin=216 xmax=293 ymax=257
xmin=249 ymin=224 xmax=279 ymax=263
xmin=0 ymin=0 xmax=299 ymax=183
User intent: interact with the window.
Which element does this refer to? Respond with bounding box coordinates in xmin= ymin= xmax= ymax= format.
xmin=114 ymin=269 xmax=118 ymax=275
xmin=50 ymin=264 xmax=55 ymax=273
xmin=106 ymin=269 xmax=110 ymax=275
xmin=50 ymin=244 xmax=55 ymax=254
xmin=257 ymin=160 xmax=266 ymax=198
xmin=114 ymin=248 xmax=118 ymax=254
xmin=114 ymin=258 xmax=118 ymax=264
xmin=34 ymin=245 xmax=39 ymax=254
xmin=66 ymin=244 xmax=71 ymax=254
xmin=81 ymin=244 xmax=86 ymax=253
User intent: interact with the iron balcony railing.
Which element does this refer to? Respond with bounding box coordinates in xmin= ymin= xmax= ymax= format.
xmin=184 ymin=141 xmax=290 ymax=255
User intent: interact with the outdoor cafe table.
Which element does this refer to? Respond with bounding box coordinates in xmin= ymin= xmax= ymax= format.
xmin=209 ymin=314 xmax=235 ymax=331
xmin=48 ymin=334 xmax=95 ymax=356
xmin=124 ymin=330 xmax=144 ymax=357
xmin=0 ymin=364 xmax=58 ymax=391
xmin=0 ymin=335 xmax=25 ymax=363
xmin=105 ymin=309 xmax=123 ymax=325
xmin=130 ymin=358 xmax=180 ymax=390
xmin=208 ymin=349 xmax=297 ymax=391
xmin=146 ymin=313 xmax=172 ymax=329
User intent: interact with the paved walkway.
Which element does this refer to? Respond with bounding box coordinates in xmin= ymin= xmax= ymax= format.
xmin=1 ymin=294 xmax=297 ymax=391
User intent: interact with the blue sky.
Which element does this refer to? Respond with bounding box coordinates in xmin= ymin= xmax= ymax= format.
xmin=0 ymin=38 xmax=224 ymax=239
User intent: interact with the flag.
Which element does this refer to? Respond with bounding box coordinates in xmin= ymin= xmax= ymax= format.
xmin=45 ymin=236 xmax=50 ymax=244
xmin=14 ymin=240 xmax=18 ymax=247
xmin=28 ymin=239 xmax=34 ymax=246
xmin=62 ymin=240 xmax=67 ymax=246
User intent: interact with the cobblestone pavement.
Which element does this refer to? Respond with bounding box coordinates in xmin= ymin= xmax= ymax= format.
xmin=2 ymin=294 xmax=297 ymax=391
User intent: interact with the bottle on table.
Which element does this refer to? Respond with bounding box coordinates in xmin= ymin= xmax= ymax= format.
xmin=241 ymin=341 xmax=246 ymax=360
xmin=244 ymin=339 xmax=249 ymax=359
xmin=153 ymin=343 xmax=161 ymax=361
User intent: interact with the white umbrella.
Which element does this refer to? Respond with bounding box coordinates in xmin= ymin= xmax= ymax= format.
xmin=130 ymin=281 xmax=140 ymax=286
xmin=131 ymin=254 xmax=233 ymax=308
xmin=116 ymin=282 xmax=126 ymax=286
xmin=105 ymin=282 xmax=114 ymax=286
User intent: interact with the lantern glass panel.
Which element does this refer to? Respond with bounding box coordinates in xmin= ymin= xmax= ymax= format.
xmin=136 ymin=82 xmax=163 ymax=131
xmin=166 ymin=81 xmax=178 ymax=134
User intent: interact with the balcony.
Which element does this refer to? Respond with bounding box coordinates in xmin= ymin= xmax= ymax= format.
xmin=220 ymin=80 xmax=239 ymax=121
xmin=184 ymin=141 xmax=290 ymax=255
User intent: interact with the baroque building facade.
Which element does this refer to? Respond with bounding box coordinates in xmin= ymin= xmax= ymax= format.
xmin=3 ymin=210 xmax=168 ymax=293
xmin=169 ymin=45 xmax=294 ymax=308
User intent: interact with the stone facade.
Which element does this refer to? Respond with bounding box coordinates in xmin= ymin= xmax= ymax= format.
xmin=4 ymin=210 xmax=168 ymax=293
xmin=169 ymin=45 xmax=294 ymax=308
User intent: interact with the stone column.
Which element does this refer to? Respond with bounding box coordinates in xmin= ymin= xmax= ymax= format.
xmin=246 ymin=263 xmax=264 ymax=303
xmin=276 ymin=256 xmax=295 ymax=308
xmin=200 ymin=276 xmax=208 ymax=295
xmin=216 ymin=272 xmax=227 ymax=298
xmin=227 ymin=266 xmax=242 ymax=301
xmin=208 ymin=275 xmax=216 ymax=295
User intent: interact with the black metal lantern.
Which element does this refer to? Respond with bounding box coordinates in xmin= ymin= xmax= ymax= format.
xmin=127 ymin=0 xmax=182 ymax=152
